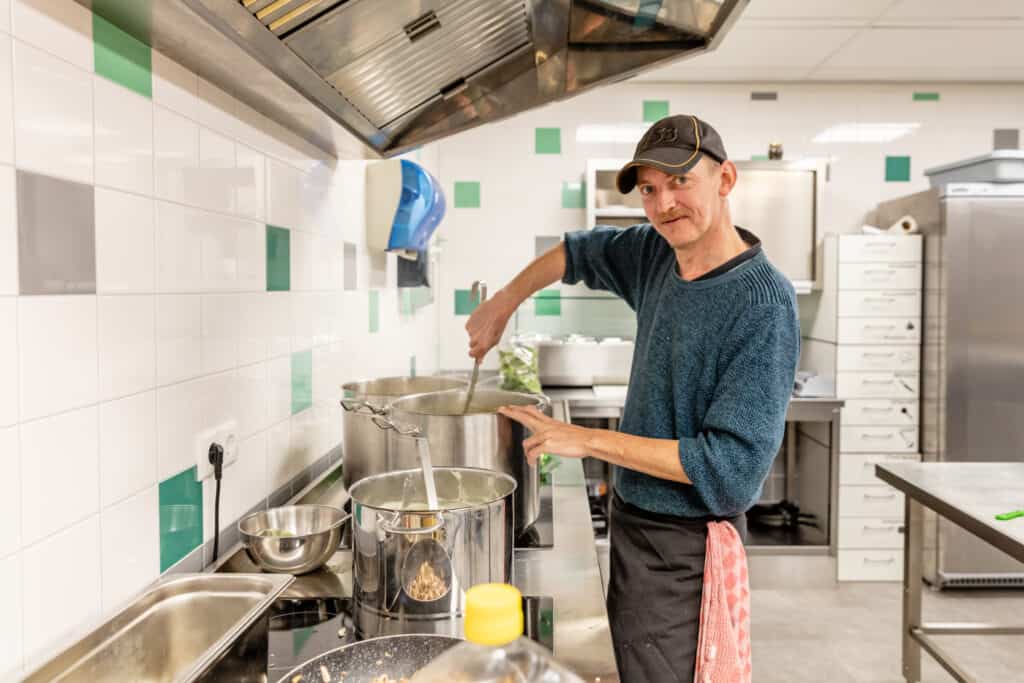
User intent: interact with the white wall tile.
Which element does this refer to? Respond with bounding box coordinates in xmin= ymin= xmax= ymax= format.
xmin=288 ymin=409 xmax=317 ymax=475
xmin=235 ymin=219 xmax=265 ymax=293
xmin=156 ymin=371 xmax=237 ymax=480
xmin=22 ymin=516 xmax=101 ymax=665
xmin=266 ymin=292 xmax=291 ymax=359
xmin=152 ymin=50 xmax=197 ymax=120
xmin=0 ymin=1 xmax=10 ymax=39
xmin=11 ymin=0 xmax=92 ymax=71
xmin=95 ymin=187 xmax=154 ymax=294
xmin=267 ymin=157 xmax=303 ymax=230
xmin=266 ymin=355 xmax=291 ymax=426
xmin=196 ymin=77 xmax=238 ymax=139
xmin=290 ymin=230 xmax=313 ymax=292
xmin=0 ymin=554 xmax=22 ymax=678
xmin=0 ymin=35 xmax=15 ymax=165
xmin=237 ymin=361 xmax=268 ymax=438
xmin=94 ymin=76 xmax=153 ymax=195
xmin=18 ymin=296 xmax=97 ymax=421
xmin=0 ymin=427 xmax=19 ymax=558
xmin=238 ymin=292 xmax=267 ymax=366
xmin=235 ymin=144 xmax=265 ymax=221
xmin=290 ymin=292 xmax=314 ymax=352
xmin=0 ymin=167 xmax=14 ymax=296
xmin=197 ymin=127 xmax=235 ymax=214
xmin=155 ymin=294 xmax=201 ymax=386
xmin=99 ymin=391 xmax=156 ymax=507
xmin=154 ymin=201 xmax=202 ymax=293
xmin=20 ymin=406 xmax=98 ymax=544
xmin=200 ymin=293 xmax=238 ymax=374
xmin=98 ymin=295 xmax=155 ymax=400
xmin=267 ymin=419 xmax=291 ymax=491
xmin=200 ymin=211 xmax=237 ymax=292
xmin=154 ymin=106 xmax=198 ymax=205
xmin=100 ymin=486 xmax=158 ymax=612
xmin=0 ymin=298 xmax=16 ymax=427
xmin=311 ymin=292 xmax=331 ymax=348
xmin=13 ymin=40 xmax=92 ymax=184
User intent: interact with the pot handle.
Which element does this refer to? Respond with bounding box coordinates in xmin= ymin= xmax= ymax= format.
xmin=370 ymin=414 xmax=423 ymax=439
xmin=378 ymin=511 xmax=445 ymax=535
xmin=340 ymin=398 xmax=387 ymax=416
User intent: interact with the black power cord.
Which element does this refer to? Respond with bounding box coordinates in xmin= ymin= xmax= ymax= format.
xmin=209 ymin=442 xmax=225 ymax=563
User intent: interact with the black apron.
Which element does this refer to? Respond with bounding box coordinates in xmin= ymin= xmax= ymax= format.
xmin=606 ymin=492 xmax=747 ymax=683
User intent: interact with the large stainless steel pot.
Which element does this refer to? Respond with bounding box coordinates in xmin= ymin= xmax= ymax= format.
xmin=385 ymin=389 xmax=548 ymax=535
xmin=348 ymin=467 xmax=516 ymax=638
xmin=340 ymin=376 xmax=466 ymax=489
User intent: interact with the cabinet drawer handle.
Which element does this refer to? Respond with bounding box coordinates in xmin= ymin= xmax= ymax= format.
xmin=862 ymin=352 xmax=896 ymax=359
xmin=862 ymin=406 xmax=895 ymax=413
xmin=863 ymin=557 xmax=896 ymax=565
xmin=862 ymin=525 xmax=899 ymax=533
xmin=863 ymin=324 xmax=897 ymax=330
xmin=863 ymin=296 xmax=897 ymax=304
xmin=862 ymin=433 xmax=896 ymax=440
xmin=863 ymin=492 xmax=897 ymax=501
xmin=862 ymin=379 xmax=895 ymax=385
xmin=864 ymin=269 xmax=896 ymax=276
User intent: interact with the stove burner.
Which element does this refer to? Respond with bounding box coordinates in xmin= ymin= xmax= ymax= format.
xmin=268 ymin=597 xmax=356 ymax=678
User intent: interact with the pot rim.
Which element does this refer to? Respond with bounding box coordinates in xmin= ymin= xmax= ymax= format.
xmin=341 ymin=375 xmax=468 ymax=397
xmin=388 ymin=388 xmax=549 ymax=416
xmin=348 ymin=466 xmax=518 ymax=513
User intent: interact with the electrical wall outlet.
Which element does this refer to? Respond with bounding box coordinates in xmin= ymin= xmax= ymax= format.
xmin=194 ymin=420 xmax=239 ymax=481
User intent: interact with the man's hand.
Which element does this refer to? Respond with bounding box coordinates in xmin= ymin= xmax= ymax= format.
xmin=465 ymin=289 xmax=516 ymax=361
xmin=497 ymin=405 xmax=600 ymax=464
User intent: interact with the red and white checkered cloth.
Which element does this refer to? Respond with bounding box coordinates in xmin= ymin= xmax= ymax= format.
xmin=694 ymin=521 xmax=752 ymax=683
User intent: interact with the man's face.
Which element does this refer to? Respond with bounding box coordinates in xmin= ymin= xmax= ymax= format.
xmin=636 ymin=158 xmax=735 ymax=250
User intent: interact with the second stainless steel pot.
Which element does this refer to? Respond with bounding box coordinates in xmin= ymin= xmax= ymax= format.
xmin=385 ymin=389 xmax=548 ymax=535
xmin=348 ymin=467 xmax=516 ymax=638
xmin=340 ymin=376 xmax=466 ymax=489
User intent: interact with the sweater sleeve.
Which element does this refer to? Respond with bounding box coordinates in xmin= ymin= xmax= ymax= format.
xmin=677 ymin=303 xmax=800 ymax=517
xmin=562 ymin=225 xmax=649 ymax=310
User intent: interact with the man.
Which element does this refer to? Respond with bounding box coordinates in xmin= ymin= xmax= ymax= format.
xmin=465 ymin=114 xmax=799 ymax=681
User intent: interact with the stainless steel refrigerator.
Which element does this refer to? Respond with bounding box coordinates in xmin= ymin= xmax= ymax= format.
xmin=875 ymin=174 xmax=1024 ymax=588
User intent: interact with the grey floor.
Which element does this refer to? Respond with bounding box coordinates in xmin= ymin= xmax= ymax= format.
xmin=752 ymin=583 xmax=1023 ymax=682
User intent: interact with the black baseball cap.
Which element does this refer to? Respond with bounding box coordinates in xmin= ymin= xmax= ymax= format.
xmin=616 ymin=114 xmax=728 ymax=194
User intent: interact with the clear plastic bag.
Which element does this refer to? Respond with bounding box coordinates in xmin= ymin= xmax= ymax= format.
xmin=498 ymin=341 xmax=542 ymax=394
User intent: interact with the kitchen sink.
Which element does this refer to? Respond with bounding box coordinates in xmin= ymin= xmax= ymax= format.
xmin=22 ymin=573 xmax=292 ymax=683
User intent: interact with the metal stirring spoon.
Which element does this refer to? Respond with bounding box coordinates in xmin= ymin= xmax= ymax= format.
xmin=462 ymin=280 xmax=488 ymax=415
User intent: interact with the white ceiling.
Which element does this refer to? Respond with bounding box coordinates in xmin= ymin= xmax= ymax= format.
xmin=633 ymin=0 xmax=1024 ymax=82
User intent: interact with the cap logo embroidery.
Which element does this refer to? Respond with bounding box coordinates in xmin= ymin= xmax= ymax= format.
xmin=643 ymin=123 xmax=679 ymax=147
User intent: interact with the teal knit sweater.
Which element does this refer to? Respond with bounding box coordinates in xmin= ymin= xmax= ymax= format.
xmin=563 ymin=225 xmax=800 ymax=518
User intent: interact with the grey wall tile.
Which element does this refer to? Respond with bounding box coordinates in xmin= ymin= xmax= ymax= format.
xmin=369 ymin=251 xmax=387 ymax=289
xmin=343 ymin=241 xmax=357 ymax=290
xmin=994 ymin=128 xmax=1020 ymax=150
xmin=18 ymin=170 xmax=96 ymax=295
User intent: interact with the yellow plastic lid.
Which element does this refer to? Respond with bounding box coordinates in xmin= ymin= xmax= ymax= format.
xmin=464 ymin=583 xmax=523 ymax=646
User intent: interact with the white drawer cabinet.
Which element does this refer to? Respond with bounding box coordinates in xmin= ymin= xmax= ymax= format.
xmin=838 ymin=549 xmax=904 ymax=581
xmin=839 ymin=452 xmax=921 ymax=485
xmin=842 ymin=399 xmax=919 ymax=426
xmin=836 ymin=318 xmax=920 ymax=344
xmin=838 ymin=290 xmax=921 ymax=317
xmin=838 ymin=262 xmax=922 ymax=290
xmin=838 ymin=517 xmax=905 ymax=549
xmin=838 ymin=235 xmax=922 ymax=264
xmin=839 ymin=485 xmax=905 ymax=517
xmin=836 ymin=372 xmax=919 ymax=399
xmin=837 ymin=346 xmax=920 ymax=372
xmin=841 ymin=426 xmax=919 ymax=453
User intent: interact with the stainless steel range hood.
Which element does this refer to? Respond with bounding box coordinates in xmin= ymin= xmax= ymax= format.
xmin=83 ymin=0 xmax=746 ymax=157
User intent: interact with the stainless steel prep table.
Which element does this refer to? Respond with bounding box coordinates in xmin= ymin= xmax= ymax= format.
xmin=876 ymin=462 xmax=1024 ymax=683
xmin=211 ymin=410 xmax=620 ymax=681
xmin=545 ymin=389 xmax=845 ymax=555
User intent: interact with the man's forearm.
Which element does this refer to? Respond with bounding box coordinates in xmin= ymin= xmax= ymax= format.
xmin=585 ymin=429 xmax=692 ymax=485
xmin=499 ymin=242 xmax=567 ymax=310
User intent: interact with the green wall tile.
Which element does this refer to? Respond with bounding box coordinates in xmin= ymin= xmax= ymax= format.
xmin=93 ymin=13 xmax=152 ymax=99
xmin=913 ymin=92 xmax=940 ymax=101
xmin=400 ymin=288 xmax=414 ymax=315
xmin=885 ymin=156 xmax=911 ymax=182
xmin=454 ymin=181 xmax=480 ymax=208
xmin=454 ymin=289 xmax=481 ymax=316
xmin=369 ymin=290 xmax=380 ymax=333
xmin=751 ymin=154 xmax=770 ymax=161
xmin=535 ymin=289 xmax=561 ymax=316
xmin=535 ymin=128 xmax=561 ymax=154
xmin=266 ymin=225 xmax=290 ymax=291
xmin=643 ymin=100 xmax=669 ymax=122
xmin=411 ymin=287 xmax=433 ymax=310
xmin=159 ymin=467 xmax=203 ymax=572
xmin=291 ymin=349 xmax=312 ymax=415
xmin=561 ymin=181 xmax=586 ymax=209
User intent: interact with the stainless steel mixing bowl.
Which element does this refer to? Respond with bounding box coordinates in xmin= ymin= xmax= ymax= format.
xmin=238 ymin=504 xmax=349 ymax=575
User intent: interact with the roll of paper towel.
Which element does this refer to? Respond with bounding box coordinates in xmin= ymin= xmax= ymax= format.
xmin=887 ymin=214 xmax=919 ymax=234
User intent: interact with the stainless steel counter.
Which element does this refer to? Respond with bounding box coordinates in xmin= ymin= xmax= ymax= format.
xmin=876 ymin=462 xmax=1024 ymax=683
xmin=213 ymin=444 xmax=619 ymax=681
